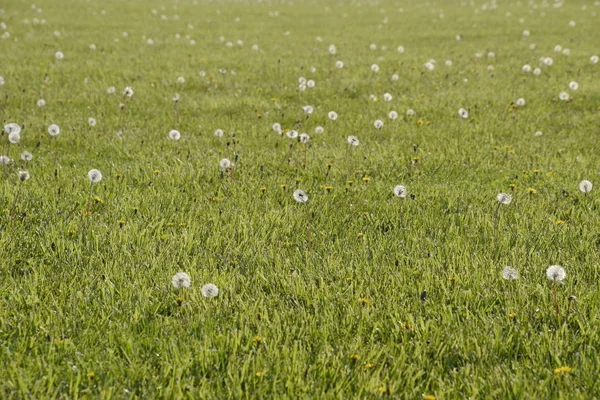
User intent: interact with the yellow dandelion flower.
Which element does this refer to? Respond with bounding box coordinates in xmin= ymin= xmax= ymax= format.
xmin=347 ymin=180 xmax=354 ymax=186
xmin=554 ymin=366 xmax=572 ymax=374
xmin=253 ymin=336 xmax=263 ymax=345
xmin=327 ymin=162 xmax=333 ymax=169
xmin=153 ymin=169 xmax=161 ymax=175
xmin=260 ymin=186 xmax=267 ymax=192
xmin=555 ymin=220 xmax=565 ymax=225
xmin=362 ymin=177 xmax=371 ymax=183
xmin=255 ymin=371 xmax=264 ymax=378
xmin=348 ymin=354 xmax=360 ymax=360
xmin=534 ymin=169 xmax=541 ymax=174
xmin=88 ymin=372 xmax=95 ymax=381
xmin=528 ymin=188 xmax=537 ymax=195
xmin=417 ymin=119 xmax=424 ymax=125
xmin=423 ymin=395 xmax=436 ymax=400
xmin=509 ymin=183 xmax=516 ymax=191
xmin=94 ymin=196 xmax=103 ymax=204
xmin=359 ymin=297 xmax=369 ymax=306
xmin=280 ymin=184 xmax=287 ymax=191
xmin=119 ymin=219 xmax=125 ymax=228
xmin=508 ymin=313 xmax=517 ymax=319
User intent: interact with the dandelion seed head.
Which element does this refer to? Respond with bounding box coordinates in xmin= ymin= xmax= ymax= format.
xmin=546 ymin=265 xmax=566 ymax=282
xmin=406 ymin=109 xmax=415 ymax=116
xmin=214 ymin=128 xmax=224 ymax=137
xmin=371 ymin=64 xmax=380 ymax=72
xmin=502 ymin=267 xmax=518 ymax=280
xmin=299 ymin=133 xmax=310 ymax=143
xmin=18 ymin=170 xmax=30 ymax=182
xmin=37 ymin=99 xmax=46 ymax=107
xmin=393 ymin=185 xmax=407 ymax=198
xmin=302 ymin=105 xmax=314 ymax=114
xmin=4 ymin=123 xmax=20 ymax=135
xmin=516 ymin=98 xmax=526 ymax=107
xmin=0 ymin=156 xmax=10 ymax=165
xmin=88 ymin=118 xmax=97 ymax=127
xmin=496 ymin=193 xmax=512 ymax=205
xmin=388 ymin=110 xmax=398 ymax=120
xmin=219 ymin=158 xmax=232 ymax=169
xmin=21 ymin=151 xmax=33 ymax=161
xmin=591 ymin=55 xmax=599 ymax=64
xmin=568 ymin=81 xmax=578 ymax=91
xmin=172 ymin=272 xmax=191 ymax=289
xmin=88 ymin=169 xmax=103 ymax=183
xmin=347 ymin=136 xmax=360 ymax=146
xmin=107 ymin=86 xmax=116 ymax=94
xmin=202 ymin=283 xmax=219 ymax=297
xmin=169 ymin=129 xmax=181 ymax=140
xmin=522 ymin=64 xmax=532 ymax=72
xmin=55 ymin=51 xmax=64 ymax=60
xmin=579 ymin=180 xmax=592 ymax=193
xmin=559 ymin=91 xmax=570 ymax=101
xmin=315 ymin=126 xmax=324 ymax=134
xmin=458 ymin=108 xmax=469 ymax=119
xmin=328 ymin=111 xmax=338 ymax=120
xmin=373 ymin=120 xmax=384 ymax=129
xmin=123 ymin=86 xmax=134 ymax=97
xmin=335 ymin=60 xmax=344 ymax=69
xmin=8 ymin=131 xmax=20 ymax=144
xmin=293 ymin=189 xmax=309 ymax=203
xmin=286 ymin=130 xmax=298 ymax=139
xmin=48 ymin=124 xmax=60 ymax=136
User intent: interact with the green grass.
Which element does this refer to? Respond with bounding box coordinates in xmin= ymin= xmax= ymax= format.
xmin=1 ymin=0 xmax=600 ymax=398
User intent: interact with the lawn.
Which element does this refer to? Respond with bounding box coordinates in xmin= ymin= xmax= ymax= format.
xmin=1 ymin=0 xmax=600 ymax=398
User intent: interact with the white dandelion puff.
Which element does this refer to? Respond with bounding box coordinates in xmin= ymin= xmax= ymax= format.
xmin=302 ymin=105 xmax=314 ymax=114
xmin=172 ymin=272 xmax=191 ymax=289
xmin=533 ymin=68 xmax=541 ymax=76
xmin=219 ymin=158 xmax=232 ymax=169
xmin=177 ymin=76 xmax=185 ymax=84
xmin=393 ymin=185 xmax=407 ymax=198
xmin=458 ymin=108 xmax=469 ymax=119
xmin=335 ymin=60 xmax=344 ymax=69
xmin=406 ymin=109 xmax=415 ymax=116
xmin=371 ymin=64 xmax=380 ymax=72
xmin=559 ymin=91 xmax=570 ymax=101
xmin=383 ymin=93 xmax=393 ymax=102
xmin=397 ymin=45 xmax=405 ymax=53
xmin=55 ymin=51 xmax=64 ymax=60
xmin=88 ymin=118 xmax=97 ymax=127
xmin=496 ymin=193 xmax=512 ymax=205
xmin=169 ymin=129 xmax=181 ymax=140
xmin=286 ymin=130 xmax=298 ymax=139
xmin=214 ymin=129 xmax=224 ymax=137
xmin=48 ymin=124 xmax=60 ymax=136
xmin=201 ymin=283 xmax=219 ymax=297
xmin=4 ymin=123 xmax=20 ymax=135
xmin=388 ymin=111 xmax=398 ymax=120
xmin=579 ymin=180 xmax=592 ymax=194
xmin=37 ymin=99 xmax=46 ymax=107
xmin=516 ymin=98 xmax=526 ymax=107
xmin=293 ymin=189 xmax=309 ymax=203
xmin=347 ymin=136 xmax=360 ymax=147
xmin=546 ymin=265 xmax=566 ymax=282
xmin=502 ymin=267 xmax=518 ymax=280
xmin=107 ymin=86 xmax=116 ymax=94
xmin=88 ymin=169 xmax=102 ymax=183
xmin=0 ymin=156 xmax=10 ymax=165
xmin=591 ymin=55 xmax=599 ymax=64
xmin=522 ymin=64 xmax=532 ymax=73
xmin=18 ymin=170 xmax=30 ymax=182
xmin=328 ymin=111 xmax=338 ymax=120
xmin=299 ymin=133 xmax=310 ymax=143
xmin=123 ymin=86 xmax=134 ymax=97
xmin=315 ymin=126 xmax=324 ymax=134
xmin=8 ymin=131 xmax=20 ymax=144
xmin=373 ymin=120 xmax=384 ymax=129
xmin=21 ymin=151 xmax=33 ymax=161
xmin=568 ymin=81 xmax=578 ymax=91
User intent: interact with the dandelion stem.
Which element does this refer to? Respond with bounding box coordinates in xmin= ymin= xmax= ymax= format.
xmin=552 ymin=280 xmax=560 ymax=323
xmin=8 ymin=181 xmax=23 ymax=230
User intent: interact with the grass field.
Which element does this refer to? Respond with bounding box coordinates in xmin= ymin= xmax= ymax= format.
xmin=1 ymin=0 xmax=600 ymax=398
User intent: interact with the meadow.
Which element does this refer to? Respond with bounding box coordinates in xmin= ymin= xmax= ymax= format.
xmin=1 ymin=0 xmax=600 ymax=398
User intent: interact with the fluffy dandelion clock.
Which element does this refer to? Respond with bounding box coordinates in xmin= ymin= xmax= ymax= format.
xmin=18 ymin=170 xmax=30 ymax=182
xmin=271 ymin=124 xmax=282 ymax=135
xmin=559 ymin=92 xmax=570 ymax=101
xmin=335 ymin=60 xmax=344 ymax=69
xmin=383 ymin=93 xmax=393 ymax=101
xmin=328 ymin=44 xmax=337 ymax=55
xmin=302 ymin=105 xmax=314 ymax=114
xmin=579 ymin=180 xmax=592 ymax=194
xmin=445 ymin=60 xmax=452 ymax=67
xmin=543 ymin=57 xmax=553 ymax=66
xmin=55 ymin=51 xmax=64 ymax=60
xmin=293 ymin=189 xmax=309 ymax=203
xmin=546 ymin=265 xmax=566 ymax=282
xmin=391 ymin=74 xmax=399 ymax=81
xmin=393 ymin=185 xmax=407 ymax=198
xmin=123 ymin=86 xmax=134 ymax=97
xmin=202 ymin=283 xmax=219 ymax=298
xmin=522 ymin=64 xmax=532 ymax=73
xmin=388 ymin=111 xmax=398 ymax=120
xmin=347 ymin=136 xmax=360 ymax=147
xmin=497 ymin=193 xmax=512 ymax=205
xmin=214 ymin=128 xmax=224 ymax=137
xmin=88 ymin=169 xmax=103 ymax=183
xmin=371 ymin=64 xmax=380 ymax=72
xmin=425 ymin=61 xmax=435 ymax=71
xmin=328 ymin=111 xmax=338 ymax=121
xmin=177 ymin=76 xmax=185 ymax=84
xmin=107 ymin=86 xmax=116 ymax=94
xmin=554 ymin=45 xmax=562 ymax=53
xmin=8 ymin=131 xmax=20 ymax=144
xmin=286 ymin=130 xmax=298 ymax=139
xmin=172 ymin=272 xmax=191 ymax=289
xmin=315 ymin=126 xmax=324 ymax=134
xmin=533 ymin=68 xmax=541 ymax=76
xmin=299 ymin=133 xmax=310 ymax=143
xmin=502 ymin=267 xmax=518 ymax=280
xmin=458 ymin=108 xmax=469 ymax=119
xmin=21 ymin=151 xmax=33 ymax=161
xmin=37 ymin=99 xmax=46 ymax=107
xmin=591 ymin=55 xmax=599 ymax=64
xmin=0 ymin=76 xmax=4 ymax=85
xmin=48 ymin=124 xmax=60 ymax=136
xmin=169 ymin=129 xmax=181 ymax=140
xmin=88 ymin=118 xmax=97 ymax=127
xmin=397 ymin=45 xmax=405 ymax=53
xmin=4 ymin=123 xmax=21 ymax=135
xmin=0 ymin=156 xmax=10 ymax=165
xmin=568 ymin=81 xmax=579 ymax=91
xmin=373 ymin=120 xmax=384 ymax=129
xmin=219 ymin=158 xmax=232 ymax=169
xmin=307 ymin=79 xmax=315 ymax=88
xmin=516 ymin=98 xmax=526 ymax=107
